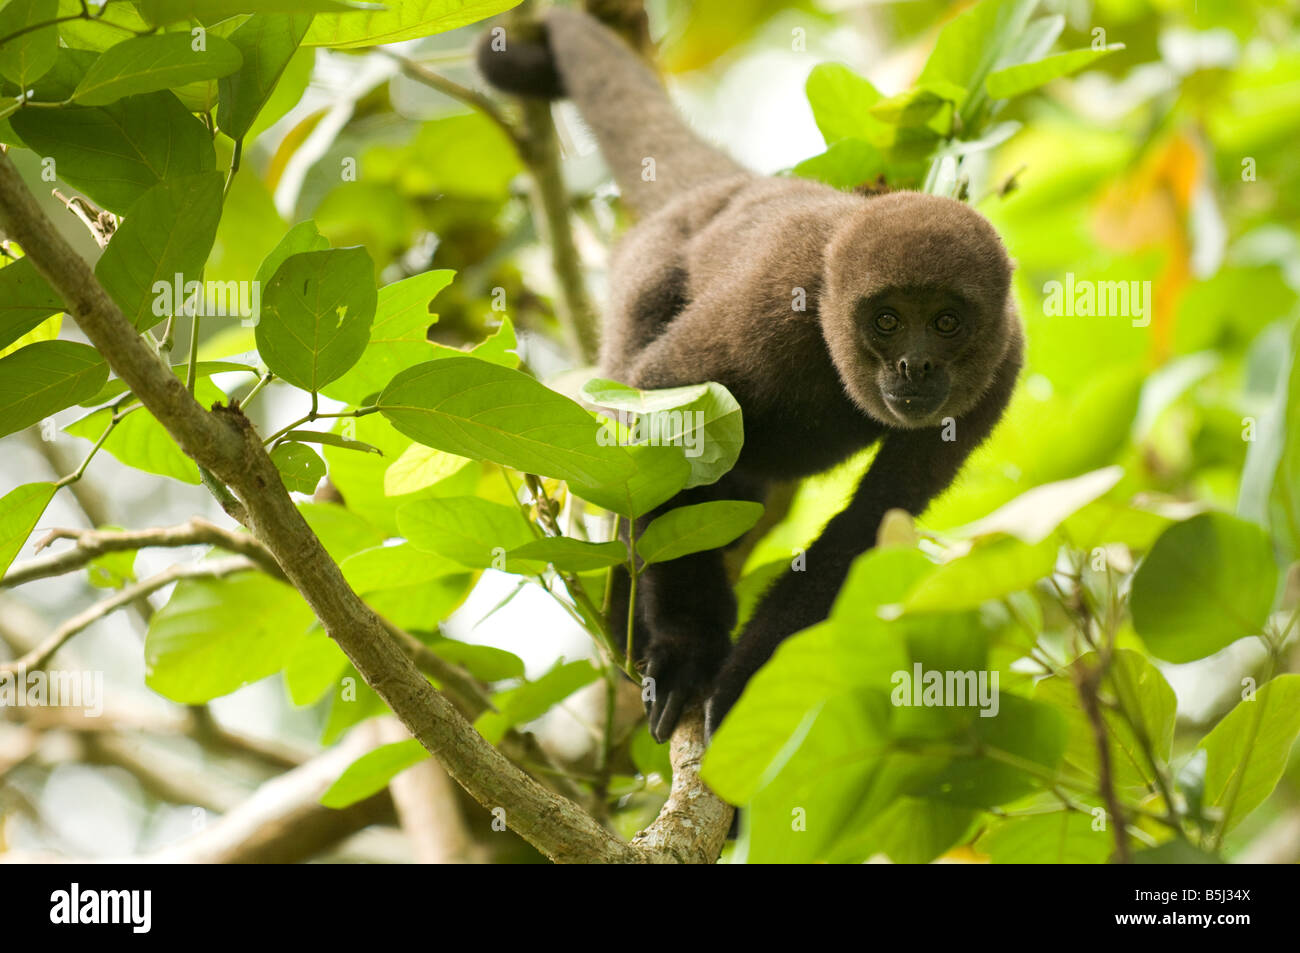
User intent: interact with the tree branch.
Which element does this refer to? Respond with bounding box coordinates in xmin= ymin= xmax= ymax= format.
xmin=3 ymin=518 xmax=284 ymax=587
xmin=0 ymin=150 xmax=674 ymax=863
xmin=0 ymin=556 xmax=257 ymax=674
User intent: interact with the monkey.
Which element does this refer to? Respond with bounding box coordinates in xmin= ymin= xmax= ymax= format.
xmin=477 ymin=9 xmax=1023 ymax=744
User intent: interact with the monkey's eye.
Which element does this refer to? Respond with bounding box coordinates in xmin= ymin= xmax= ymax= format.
xmin=933 ymin=312 xmax=960 ymax=335
xmin=874 ymin=311 xmax=900 ymax=334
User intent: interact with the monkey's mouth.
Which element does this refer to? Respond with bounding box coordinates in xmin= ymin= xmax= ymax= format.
xmin=883 ymin=390 xmax=946 ymax=422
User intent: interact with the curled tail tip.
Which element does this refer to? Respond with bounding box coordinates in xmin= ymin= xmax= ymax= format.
xmin=475 ymin=19 xmax=566 ymax=100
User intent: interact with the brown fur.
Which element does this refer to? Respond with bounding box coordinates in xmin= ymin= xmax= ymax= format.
xmin=479 ymin=10 xmax=1024 ymax=743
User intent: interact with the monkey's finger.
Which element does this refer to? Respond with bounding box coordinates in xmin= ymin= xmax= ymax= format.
xmin=650 ymin=687 xmax=686 ymax=743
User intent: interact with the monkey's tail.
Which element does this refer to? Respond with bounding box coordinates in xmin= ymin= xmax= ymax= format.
xmin=477 ymin=9 xmax=749 ymax=216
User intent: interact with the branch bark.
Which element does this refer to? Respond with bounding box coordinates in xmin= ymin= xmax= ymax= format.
xmin=0 ymin=150 xmax=729 ymax=863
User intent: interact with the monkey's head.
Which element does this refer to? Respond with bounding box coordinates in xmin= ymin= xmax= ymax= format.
xmin=819 ymin=192 xmax=1017 ymax=429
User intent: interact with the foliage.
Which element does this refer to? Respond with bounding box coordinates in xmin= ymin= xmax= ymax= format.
xmin=0 ymin=0 xmax=1297 ymax=865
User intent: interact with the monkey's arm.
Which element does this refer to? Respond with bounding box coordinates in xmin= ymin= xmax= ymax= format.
xmin=706 ymin=335 xmax=1023 ymax=737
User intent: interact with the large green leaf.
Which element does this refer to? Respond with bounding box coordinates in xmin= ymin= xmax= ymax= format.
xmin=1130 ymin=512 xmax=1278 ymax=662
xmin=57 ymin=0 xmax=152 ymax=52
xmin=985 ymin=44 xmax=1125 ymax=100
xmin=0 ymin=341 xmax=107 ymax=438
xmin=10 ymin=91 xmax=216 ymax=213
xmin=473 ymin=659 xmax=600 ymax=745
xmin=1198 ymin=675 xmax=1300 ymax=833
xmin=94 ymin=172 xmax=225 ymax=331
xmin=256 ymin=247 xmax=377 ymax=392
xmin=635 ymin=500 xmax=764 ymax=565
xmin=804 ymin=62 xmax=886 ymax=146
xmin=0 ymin=0 xmax=59 ymax=88
xmin=0 ymin=481 xmax=56 ymax=577
xmin=322 ymin=269 xmax=456 ymax=405
xmin=146 ymin=573 xmax=316 ymax=703
xmin=582 ymin=378 xmax=744 ymax=490
xmin=217 ymin=13 xmax=312 ymax=142
xmin=303 ymin=0 xmax=523 ymax=48
xmin=377 ymin=357 xmax=636 ymax=489
xmin=975 ymin=811 xmax=1111 ymax=863
xmin=1240 ymin=320 xmax=1300 ymax=559
xmin=136 ymin=0 xmax=357 ymax=24
xmin=0 ymin=256 xmax=62 ymax=351
xmin=902 ymin=536 xmax=1058 ymax=614
xmin=396 ymin=496 xmax=539 ymax=571
xmin=72 ymin=33 xmax=243 ymax=105
xmin=918 ymin=0 xmax=1039 ymax=127
xmin=320 ymin=739 xmax=430 ymax=808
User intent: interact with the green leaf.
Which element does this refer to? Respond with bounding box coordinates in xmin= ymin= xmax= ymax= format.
xmin=902 ymin=537 xmax=1058 ymax=614
xmin=826 ymin=796 xmax=977 ymax=864
xmin=985 ymin=44 xmax=1124 ymax=100
xmin=256 ymin=247 xmax=377 ymax=392
xmin=383 ymin=442 xmax=471 ymax=496
xmin=636 ymin=500 xmax=764 ymax=565
xmin=428 ymin=638 xmax=524 ymax=682
xmin=918 ymin=0 xmax=1039 ymax=128
xmin=81 ymin=360 xmax=255 ymax=407
xmin=270 ymin=441 xmax=326 ymax=494
xmin=1033 ymin=650 xmax=1177 ymax=793
xmin=805 ymin=62 xmax=885 ymax=146
xmin=217 ymin=13 xmax=312 ymax=142
xmin=1130 ymin=512 xmax=1279 ymax=663
xmin=473 ymin=659 xmax=600 ymax=745
xmin=283 ymin=630 xmax=348 ymax=706
xmin=137 ymin=0 xmax=359 ymax=24
xmin=1240 ymin=320 xmax=1300 ymax=559
xmin=72 ymin=33 xmax=243 ymax=105
xmin=0 ymin=481 xmax=56 ymax=577
xmin=0 ymin=256 xmax=62 ymax=351
xmin=377 ymin=357 xmax=636 ymax=489
xmin=952 ymin=466 xmax=1124 ymax=544
xmin=582 ymin=378 xmax=744 ymax=490
xmin=321 ymin=268 xmax=456 ymax=405
xmin=397 ymin=496 xmax=537 ymax=571
xmin=303 ymin=0 xmax=523 ymax=49
xmin=278 ymin=428 xmax=382 ymax=455
xmin=298 ymin=500 xmax=383 ymax=561
xmin=340 ymin=542 xmax=463 ymax=592
xmin=10 ymin=91 xmax=216 ymax=213
xmin=56 ymin=0 xmax=151 ymax=52
xmin=146 ymin=573 xmax=316 ymax=703
xmin=320 ymin=739 xmax=430 ymax=809
xmin=255 ymin=220 xmax=330 ymax=289
xmin=65 ymin=378 xmax=226 ymax=483
xmin=94 ymin=172 xmax=225 ymax=331
xmin=1198 ymin=675 xmax=1300 ymax=833
xmin=976 ymin=811 xmax=1111 ymax=863
xmin=0 ymin=341 xmax=108 ymax=438
xmin=869 ymin=82 xmax=966 ymax=127
xmin=792 ymin=138 xmax=890 ymax=190
xmin=0 ymin=0 xmax=59 ymax=88
xmin=508 ymin=536 xmax=627 ymax=572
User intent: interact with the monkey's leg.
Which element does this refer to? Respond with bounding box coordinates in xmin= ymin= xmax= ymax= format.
xmin=629 ymin=472 xmax=765 ymax=742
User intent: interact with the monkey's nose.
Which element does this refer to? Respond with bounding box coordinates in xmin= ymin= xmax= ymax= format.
xmin=897 ymin=358 xmax=932 ymax=380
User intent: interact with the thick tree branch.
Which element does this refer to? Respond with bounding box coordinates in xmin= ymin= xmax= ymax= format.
xmin=0 ymin=151 xmax=675 ymax=863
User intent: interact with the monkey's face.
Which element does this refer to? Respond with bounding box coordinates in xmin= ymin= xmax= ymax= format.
xmin=820 ymin=193 xmax=1016 ymax=430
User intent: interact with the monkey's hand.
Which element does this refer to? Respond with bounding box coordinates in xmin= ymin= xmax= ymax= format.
xmin=642 ymin=630 xmax=731 ymax=743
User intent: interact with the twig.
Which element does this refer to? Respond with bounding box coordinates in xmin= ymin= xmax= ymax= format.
xmin=0 ymin=556 xmax=257 ymax=674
